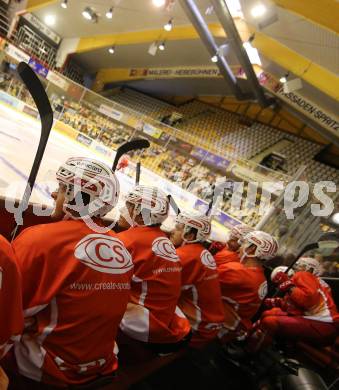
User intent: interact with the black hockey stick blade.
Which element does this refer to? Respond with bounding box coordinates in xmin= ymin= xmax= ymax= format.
xmin=11 ymin=62 xmax=53 ymax=240
xmin=168 ymin=195 xmax=180 ymax=215
xmin=135 ymin=162 xmax=141 ymax=185
xmin=112 ymin=139 xmax=150 ymax=172
xmin=206 ymin=184 xmax=216 ymax=216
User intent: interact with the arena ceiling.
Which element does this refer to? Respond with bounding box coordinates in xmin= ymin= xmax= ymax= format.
xmin=27 ymin=0 xmax=339 ymax=120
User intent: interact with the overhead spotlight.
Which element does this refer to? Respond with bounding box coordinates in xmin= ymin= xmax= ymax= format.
xmin=331 ymin=212 xmax=339 ymax=226
xmin=158 ymin=41 xmax=165 ymax=51
xmin=61 ymin=0 xmax=68 ymax=9
xmin=108 ymin=46 xmax=115 ymax=54
xmin=164 ymin=18 xmax=173 ymax=31
xmin=106 ymin=7 xmax=114 ymax=19
xmin=82 ymin=7 xmax=92 ymax=20
xmin=152 ymin=0 xmax=166 ymax=7
xmin=211 ymin=55 xmax=218 ymax=63
xmin=279 ymin=72 xmax=289 ymax=83
xmin=251 ymin=3 xmax=267 ymax=18
xmin=44 ymin=14 xmax=56 ymax=26
xmin=82 ymin=7 xmax=97 ymax=21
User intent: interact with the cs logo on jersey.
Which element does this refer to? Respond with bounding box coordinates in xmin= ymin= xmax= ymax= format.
xmin=201 ymin=250 xmax=217 ymax=270
xmin=258 ymin=281 xmax=268 ymax=300
xmin=152 ymin=237 xmax=179 ymax=262
xmin=75 ymin=234 xmax=133 ymax=275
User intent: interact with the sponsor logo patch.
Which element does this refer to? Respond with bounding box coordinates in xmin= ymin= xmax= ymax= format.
xmin=74 ymin=234 xmax=133 ymax=275
xmin=200 ymin=250 xmax=217 ymax=270
xmin=152 ymin=237 xmax=179 ymax=262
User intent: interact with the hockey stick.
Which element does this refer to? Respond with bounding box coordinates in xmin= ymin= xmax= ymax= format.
xmin=112 ymin=139 xmax=150 ymax=172
xmin=167 ymin=195 xmax=181 ymax=215
xmin=135 ymin=162 xmax=141 ymax=185
xmin=11 ymin=62 xmax=54 ymax=240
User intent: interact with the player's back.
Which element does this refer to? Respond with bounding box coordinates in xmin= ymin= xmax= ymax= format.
xmin=118 ymin=226 xmax=189 ymax=344
xmin=177 ymin=243 xmax=224 ymax=330
xmin=13 ymin=220 xmax=133 ymax=385
xmin=214 ymin=246 xmax=240 ymax=267
xmin=292 ymin=271 xmax=339 ymax=323
xmin=0 ymin=235 xmax=23 ymax=357
xmin=218 ymin=261 xmax=267 ymax=330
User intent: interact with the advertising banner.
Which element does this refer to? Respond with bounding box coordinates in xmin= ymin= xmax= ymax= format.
xmin=28 ymin=58 xmax=48 ymax=78
xmin=99 ymin=104 xmax=123 ymax=121
xmin=46 ymin=71 xmax=70 ymax=91
xmin=4 ymin=43 xmax=30 ymax=63
xmin=142 ymin=123 xmax=162 ymax=139
xmin=191 ymin=147 xmax=230 ymax=170
xmin=76 ymin=133 xmax=92 ymax=147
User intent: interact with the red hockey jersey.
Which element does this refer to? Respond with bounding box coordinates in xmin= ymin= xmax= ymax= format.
xmin=287 ymin=271 xmax=339 ymax=323
xmin=118 ymin=226 xmax=190 ymax=344
xmin=218 ymin=261 xmax=267 ymax=331
xmin=0 ymin=235 xmax=23 ymax=358
xmin=214 ymin=246 xmax=240 ymax=267
xmin=12 ymin=220 xmax=133 ymax=386
xmin=176 ymin=243 xmax=225 ymax=347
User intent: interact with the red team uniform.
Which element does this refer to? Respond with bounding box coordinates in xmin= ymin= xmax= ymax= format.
xmin=12 ymin=220 xmax=134 ymax=385
xmin=176 ymin=243 xmax=225 ymax=347
xmin=214 ymin=246 xmax=239 ymax=267
xmin=218 ymin=261 xmax=267 ymax=338
xmin=118 ymin=226 xmax=190 ymax=345
xmin=0 ymin=235 xmax=23 ymax=358
xmin=260 ymin=271 xmax=339 ymax=346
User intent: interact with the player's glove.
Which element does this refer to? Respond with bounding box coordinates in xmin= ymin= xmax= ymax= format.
xmin=264 ymin=297 xmax=283 ymax=308
xmin=271 ymin=271 xmax=289 ymax=285
xmin=278 ymin=279 xmax=295 ymax=293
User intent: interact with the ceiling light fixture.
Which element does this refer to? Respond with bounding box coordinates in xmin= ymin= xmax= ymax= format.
xmin=82 ymin=7 xmax=92 ymax=20
xmin=106 ymin=7 xmax=114 ymax=19
xmin=164 ymin=18 xmax=173 ymax=31
xmin=82 ymin=7 xmax=98 ymax=22
xmin=211 ymin=55 xmax=218 ymax=63
xmin=251 ymin=3 xmax=267 ymax=18
xmin=108 ymin=46 xmax=115 ymax=54
xmin=331 ymin=212 xmax=339 ymax=226
xmin=44 ymin=14 xmax=56 ymax=26
xmin=158 ymin=41 xmax=165 ymax=51
xmin=279 ymin=72 xmax=289 ymax=83
xmin=61 ymin=0 xmax=68 ymax=9
xmin=152 ymin=0 xmax=166 ymax=7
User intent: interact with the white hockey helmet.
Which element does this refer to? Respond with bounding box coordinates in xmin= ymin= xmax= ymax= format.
xmin=230 ymin=224 xmax=254 ymax=241
xmin=270 ymin=266 xmax=295 ymax=281
xmin=56 ymin=157 xmax=119 ymax=219
xmin=124 ymin=185 xmax=169 ymax=226
xmin=294 ymin=257 xmax=321 ymax=276
xmin=242 ymin=231 xmax=279 ymax=261
xmin=175 ymin=211 xmax=211 ymax=243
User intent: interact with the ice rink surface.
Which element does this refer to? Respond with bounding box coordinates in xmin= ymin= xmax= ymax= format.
xmin=0 ymin=102 xmax=228 ymax=237
xmin=0 ymin=102 xmax=126 ymax=209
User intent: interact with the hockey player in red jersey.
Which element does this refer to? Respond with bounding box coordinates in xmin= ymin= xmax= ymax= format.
xmin=213 ymin=224 xmax=253 ymax=267
xmin=253 ymin=257 xmax=339 ymax=349
xmin=0 ymin=235 xmax=23 ymax=359
xmin=118 ymin=186 xmax=191 ymax=352
xmin=218 ymin=231 xmax=278 ymax=342
xmin=11 ymin=157 xmax=134 ymax=386
xmin=170 ymin=212 xmax=225 ymax=348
